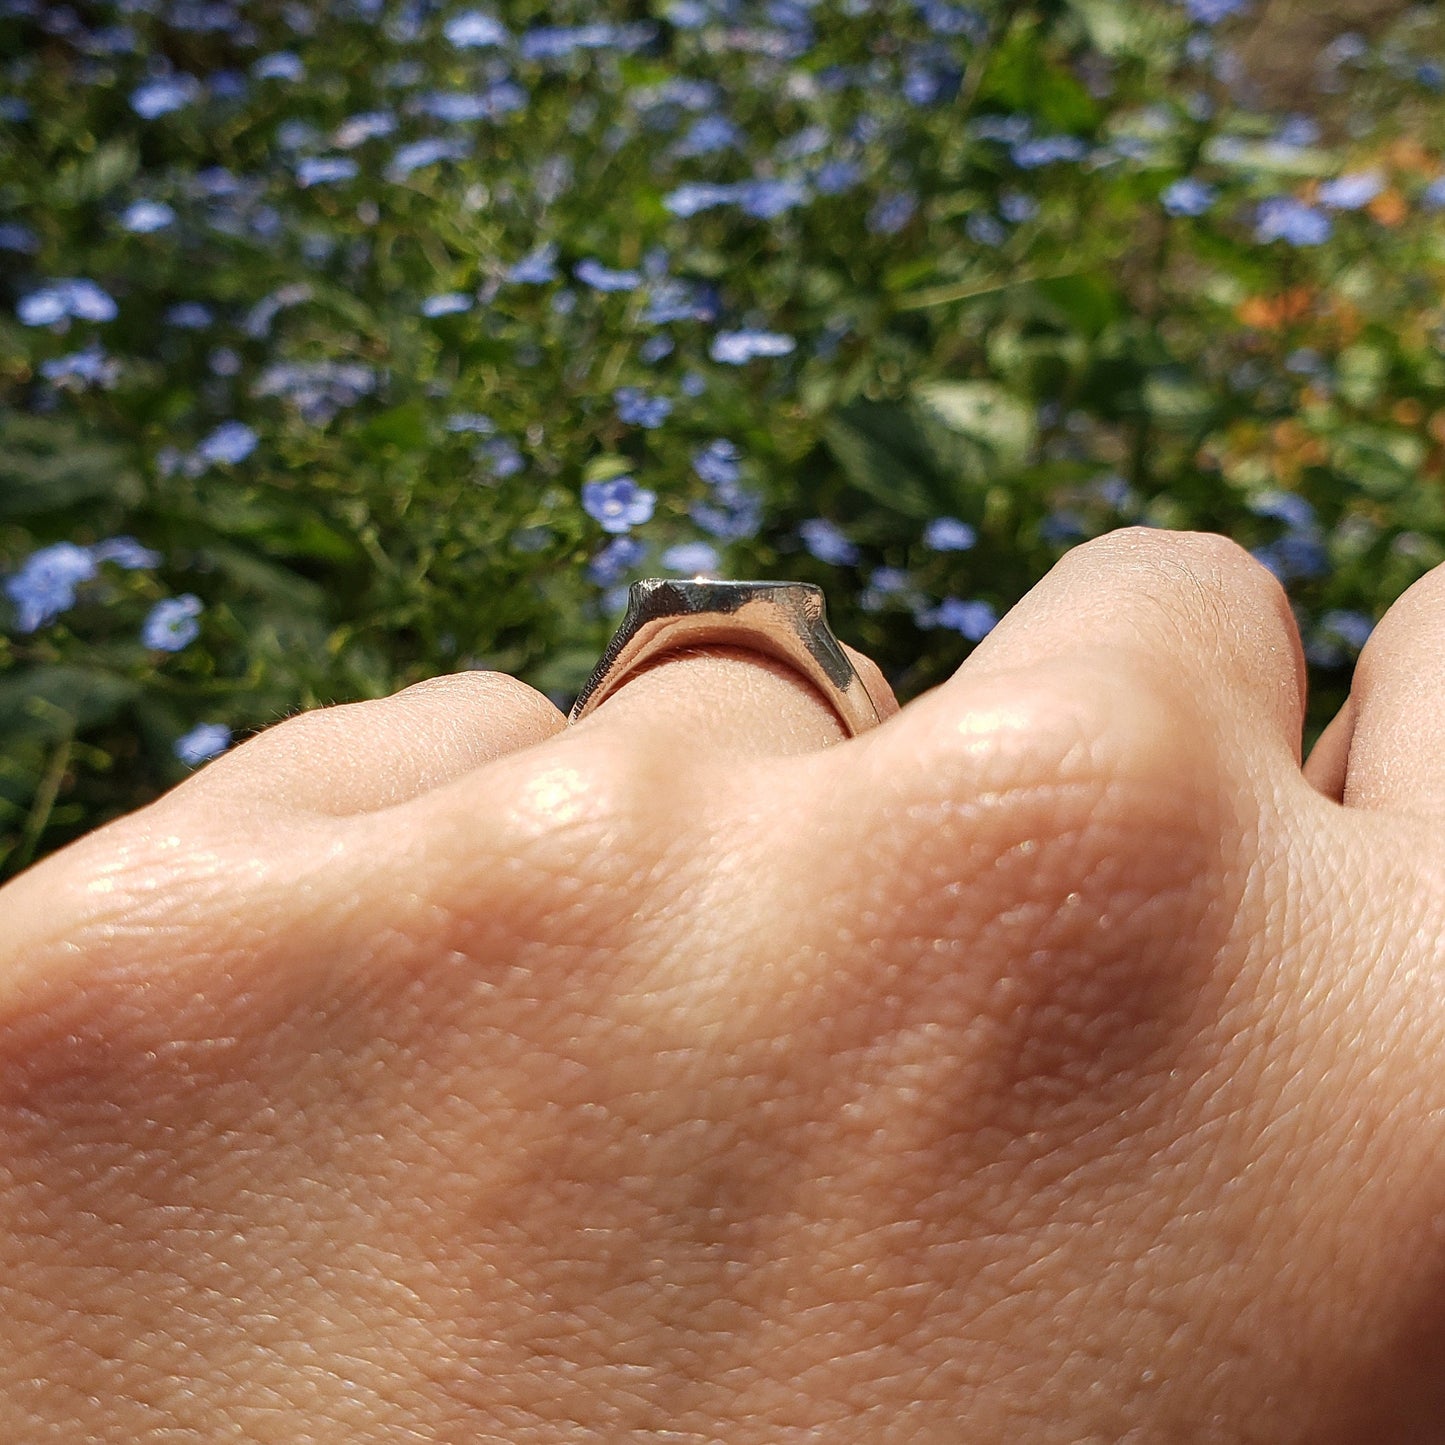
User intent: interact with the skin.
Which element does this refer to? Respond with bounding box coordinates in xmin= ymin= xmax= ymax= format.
xmin=1 ymin=526 xmax=1444 ymax=1441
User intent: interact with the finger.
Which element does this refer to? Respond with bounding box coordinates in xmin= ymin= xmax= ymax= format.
xmin=564 ymin=637 xmax=899 ymax=759
xmin=1302 ymin=693 xmax=1356 ymax=802
xmin=173 ymin=671 xmax=567 ymax=817
xmin=876 ymin=527 xmax=1308 ymax=782
xmin=1326 ymin=564 xmax=1445 ymax=819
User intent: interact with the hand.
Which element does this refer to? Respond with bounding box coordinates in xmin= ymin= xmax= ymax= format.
xmin=2 ymin=528 xmax=1443 ymax=1442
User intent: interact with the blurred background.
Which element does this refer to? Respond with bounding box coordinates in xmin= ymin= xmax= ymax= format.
xmin=2 ymin=0 xmax=1443 ymax=879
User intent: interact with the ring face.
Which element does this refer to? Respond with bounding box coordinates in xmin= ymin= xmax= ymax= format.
xmin=567 ymin=578 xmax=882 ymax=737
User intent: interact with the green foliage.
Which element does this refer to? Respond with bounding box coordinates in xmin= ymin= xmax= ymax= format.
xmin=2 ymin=0 xmax=1445 ymax=876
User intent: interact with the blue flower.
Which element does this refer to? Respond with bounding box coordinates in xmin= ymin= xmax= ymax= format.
xmin=799 ymin=517 xmax=859 ymax=566
xmin=40 ymin=345 xmax=120 ymax=390
xmin=690 ymin=479 xmax=762 ymax=540
xmin=1317 ymin=608 xmax=1374 ymax=651
xmin=586 ymin=534 xmax=648 ymax=585
xmin=1011 ymin=135 xmax=1089 ymax=168
xmin=923 ymin=516 xmax=977 ymax=551
xmin=575 ymin=258 xmax=642 ymax=292
xmin=639 ymin=334 xmax=674 ymax=364
xmin=1162 ymin=178 xmax=1216 ymax=216
xmin=1184 ymin=0 xmax=1247 ymax=21
xmin=4 ymin=542 xmax=97 ymax=633
xmin=0 ymin=221 xmax=38 ymax=253
xmin=1318 ymin=171 xmax=1385 ymax=210
xmin=643 ymin=277 xmax=719 ymax=324
xmin=253 ymin=359 xmax=376 ymax=424
xmin=692 ymin=439 xmax=742 ymax=487
xmin=736 ymin=178 xmax=809 ymax=219
xmin=1249 ymin=490 xmax=1317 ymax=532
xmin=444 ymin=10 xmax=509 ymax=47
xmin=1255 ymin=197 xmax=1332 ymax=246
xmin=334 ymin=110 xmax=397 ymax=148
xmin=1423 ymin=178 xmax=1445 ymax=212
xmin=508 ymin=243 xmax=560 ymax=283
xmin=175 ymin=722 xmax=232 ymax=765
xmin=710 ymin=329 xmax=796 ymax=364
xmin=162 ymin=302 xmax=212 ymax=330
xmin=867 ymin=190 xmax=918 ymax=234
xmin=253 ymin=51 xmax=305 ymax=82
xmin=296 ymin=156 xmax=359 ymax=188
xmin=902 ymin=63 xmax=961 ymax=107
xmin=675 ymin=113 xmax=742 ymax=156
xmin=966 ymin=213 xmax=1007 ymax=246
xmin=93 ymin=536 xmax=161 ymax=569
xmin=386 ymin=136 xmax=470 ymax=181
xmin=1251 ymin=536 xmax=1329 ymax=583
xmin=120 ymin=199 xmax=176 ymax=233
xmin=661 ymin=541 xmax=721 ymax=574
xmin=614 ymin=387 xmax=673 ymax=428
xmin=130 ymin=75 xmax=199 ymax=119
xmin=813 ymin=159 xmax=862 ymax=194
xmin=418 ymin=91 xmax=490 ymax=123
xmin=999 ymin=190 xmax=1040 ymax=223
xmin=18 ymin=279 xmax=118 ymax=328
xmin=195 ymin=420 xmax=258 ymax=467
xmin=1275 ymin=115 xmax=1321 ymax=148
xmin=919 ymin=596 xmax=998 ymax=639
xmin=582 ymin=476 xmax=656 ymax=533
xmin=662 ymin=181 xmax=736 ymax=217
xmin=446 ymin=412 xmax=495 ymax=434
xmin=421 ymin=291 xmax=473 ymax=317
xmin=480 ymin=437 xmax=525 ymax=478
xmin=142 ymin=594 xmax=203 ymax=652
xmin=519 ymin=22 xmax=657 ymax=61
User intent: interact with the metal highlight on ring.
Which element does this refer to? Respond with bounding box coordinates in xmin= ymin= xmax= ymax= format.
xmin=567 ymin=578 xmax=882 ymax=738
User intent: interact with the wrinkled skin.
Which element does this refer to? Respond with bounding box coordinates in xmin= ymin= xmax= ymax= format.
xmin=3 ymin=528 xmax=1445 ymax=1442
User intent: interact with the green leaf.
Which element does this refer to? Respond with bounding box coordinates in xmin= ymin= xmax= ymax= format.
xmin=0 ymin=666 xmax=138 ymax=742
xmin=0 ymin=414 xmax=142 ymax=518
xmin=359 ymin=401 xmax=430 ymax=450
xmin=913 ymin=382 xmax=1038 ymax=475
xmin=823 ymin=400 xmax=952 ymax=521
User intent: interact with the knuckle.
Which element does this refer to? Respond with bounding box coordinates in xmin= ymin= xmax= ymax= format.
xmin=810 ymin=659 xmax=1227 ymax=1136
xmin=1070 ymin=526 xmax=1293 ymax=627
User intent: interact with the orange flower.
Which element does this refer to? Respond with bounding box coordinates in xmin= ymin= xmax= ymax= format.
xmin=1368 ymin=189 xmax=1409 ymax=227
xmin=1237 ymin=287 xmax=1314 ymax=330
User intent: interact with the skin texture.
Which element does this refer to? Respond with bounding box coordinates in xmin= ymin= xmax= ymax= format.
xmin=1 ymin=527 xmax=1444 ymax=1441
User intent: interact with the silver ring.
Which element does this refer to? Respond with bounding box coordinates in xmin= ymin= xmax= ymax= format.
xmin=568 ymin=578 xmax=883 ymax=737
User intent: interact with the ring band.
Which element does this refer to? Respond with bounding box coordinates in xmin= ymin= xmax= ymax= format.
xmin=568 ymin=578 xmax=883 ymax=737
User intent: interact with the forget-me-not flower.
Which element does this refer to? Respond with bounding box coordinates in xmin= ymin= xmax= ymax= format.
xmin=175 ymin=722 xmax=233 ymax=766
xmin=131 ymin=75 xmax=199 ymax=119
xmin=586 ymin=535 xmax=647 ymax=586
xmin=1318 ymin=172 xmax=1385 ymax=210
xmin=582 ymin=476 xmax=656 ymax=533
xmin=508 ymin=244 xmax=560 ymax=284
xmin=94 ymin=536 xmax=161 ymax=569
xmin=421 ymin=291 xmax=473 ymax=317
xmin=799 ymin=518 xmax=860 ymax=566
xmin=662 ymin=541 xmax=721 ymax=575
xmin=4 ymin=542 xmax=97 ymax=633
xmin=1162 ymin=178 xmax=1217 ymax=216
xmin=120 ymin=200 xmax=176 ymax=233
xmin=143 ymin=595 xmax=203 ymax=652
xmin=615 ymin=387 xmax=673 ymax=428
xmin=1255 ymin=197 xmax=1332 ymax=246
xmin=195 ymin=420 xmax=258 ymax=467
xmin=575 ymin=258 xmax=641 ymax=292
xmin=18 ymin=278 xmax=118 ymax=328
xmin=923 ymin=517 xmax=978 ymax=551
xmin=920 ymin=597 xmax=998 ymax=639
xmin=710 ymin=329 xmax=796 ymax=364
xmin=445 ymin=10 xmax=509 ymax=47
xmin=692 ymin=439 xmax=742 ymax=487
